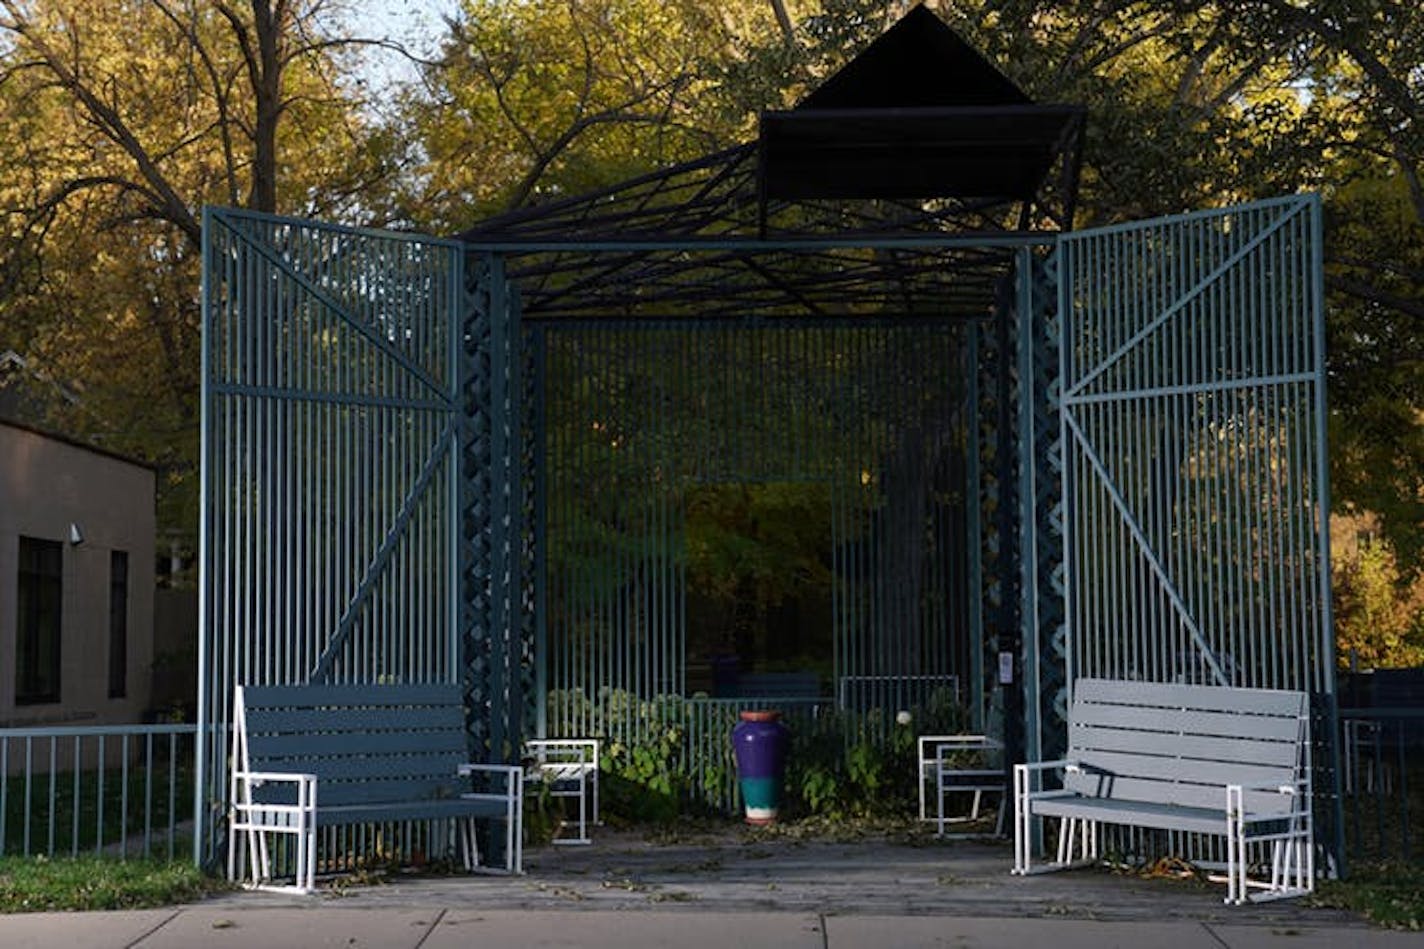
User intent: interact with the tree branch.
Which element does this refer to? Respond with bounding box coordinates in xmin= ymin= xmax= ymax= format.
xmin=152 ymin=0 xmax=242 ymax=206
xmin=1327 ymin=272 xmax=1424 ymax=322
xmin=0 ymin=0 xmax=201 ymax=241
xmin=503 ymin=102 xmax=678 ymax=212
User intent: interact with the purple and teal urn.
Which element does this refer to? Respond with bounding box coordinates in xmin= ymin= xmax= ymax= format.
xmin=731 ymin=710 xmax=790 ymax=824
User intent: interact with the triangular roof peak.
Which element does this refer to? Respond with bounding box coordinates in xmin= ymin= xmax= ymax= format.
xmin=797 ymin=4 xmax=1032 ymax=111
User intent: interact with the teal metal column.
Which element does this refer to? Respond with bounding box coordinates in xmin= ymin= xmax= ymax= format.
xmin=1308 ymin=194 xmax=1345 ymax=875
xmin=461 ymin=252 xmax=524 ymax=761
xmin=1016 ymin=249 xmax=1067 ymax=765
xmin=1016 ymin=249 xmax=1042 ymax=769
xmin=530 ymin=324 xmax=550 ymax=738
xmin=965 ymin=324 xmax=985 ymax=731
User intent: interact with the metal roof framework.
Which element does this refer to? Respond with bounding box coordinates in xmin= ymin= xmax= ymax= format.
xmin=454 ymin=5 xmax=1085 ymax=323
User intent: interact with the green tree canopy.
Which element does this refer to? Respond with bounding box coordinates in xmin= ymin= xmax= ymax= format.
xmin=1 ymin=0 xmax=1422 ymax=608
xmin=0 ymin=0 xmax=399 ymax=553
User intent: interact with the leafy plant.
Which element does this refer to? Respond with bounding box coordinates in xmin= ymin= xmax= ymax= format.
xmin=521 ymin=779 xmax=560 ymax=847
xmin=551 ymin=685 xmax=967 ymax=823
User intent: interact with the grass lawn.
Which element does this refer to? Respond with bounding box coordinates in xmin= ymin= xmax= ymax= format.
xmin=1310 ymin=862 xmax=1424 ymax=931
xmin=0 ymin=855 xmax=223 ymax=913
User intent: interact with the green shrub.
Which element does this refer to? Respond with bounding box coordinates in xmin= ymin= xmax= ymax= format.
xmin=778 ymin=696 xmax=964 ymax=820
xmin=546 ymin=686 xmax=967 ymax=823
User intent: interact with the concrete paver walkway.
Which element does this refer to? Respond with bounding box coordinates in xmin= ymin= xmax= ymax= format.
xmin=3 ymin=828 xmax=1409 ymax=948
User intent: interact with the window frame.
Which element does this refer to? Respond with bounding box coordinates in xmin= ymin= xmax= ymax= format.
xmin=16 ymin=535 xmax=63 ymax=705
xmin=108 ymin=549 xmax=129 ymax=699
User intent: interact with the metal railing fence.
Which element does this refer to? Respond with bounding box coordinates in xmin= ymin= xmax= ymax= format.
xmin=1338 ymin=708 xmax=1423 ymax=868
xmin=0 ymin=723 xmax=198 ymax=862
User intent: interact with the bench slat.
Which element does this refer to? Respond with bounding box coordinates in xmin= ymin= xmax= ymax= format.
xmin=1069 ymin=724 xmax=1301 ymax=767
xmin=1070 ymin=705 xmax=1304 ymax=741
xmin=243 ymin=705 xmax=466 ymax=734
xmin=1031 ymin=796 xmax=1279 ymax=833
xmin=1072 ymin=748 xmax=1297 ymax=789
xmin=1062 ymin=769 xmax=1296 ymax=812
xmin=248 ymin=759 xmax=466 ymax=788
xmin=235 ymin=798 xmax=512 ymax=824
xmin=246 ymin=729 xmax=468 ymax=759
xmin=315 ymin=798 xmax=511 ymax=824
xmin=240 ymin=683 xmax=463 ymax=710
xmin=252 ymin=776 xmax=458 ymax=805
xmin=1073 ymin=678 xmax=1307 ymax=717
xmin=315 ymin=780 xmax=459 ymax=806
xmin=243 ymin=752 xmax=465 ymax=782
xmin=252 ymin=769 xmax=455 ymax=797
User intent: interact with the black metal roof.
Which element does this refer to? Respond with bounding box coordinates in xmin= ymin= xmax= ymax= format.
xmin=796 ymin=5 xmax=1033 ymax=110
xmin=457 ymin=4 xmax=1083 ymax=321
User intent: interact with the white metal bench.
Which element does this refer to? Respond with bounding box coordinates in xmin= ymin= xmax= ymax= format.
xmin=1012 ymin=678 xmax=1313 ymax=905
xmin=524 ymin=738 xmax=599 ymax=844
xmin=228 ymin=683 xmax=523 ymax=893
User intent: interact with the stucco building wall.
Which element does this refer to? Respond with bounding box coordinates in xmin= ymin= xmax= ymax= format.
xmin=0 ymin=421 xmax=155 ymax=730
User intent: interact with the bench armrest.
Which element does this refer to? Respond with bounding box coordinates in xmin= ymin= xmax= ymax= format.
xmin=458 ymin=763 xmax=524 ymax=785
xmin=234 ymin=770 xmax=318 ymax=785
xmin=1226 ymin=780 xmax=1312 ymax=827
xmin=1014 ymin=758 xmax=1074 ymax=773
xmin=526 ymin=738 xmax=598 ymax=755
xmin=1230 ymin=775 xmax=1304 ymax=797
xmin=1013 ymin=759 xmax=1078 ymax=798
xmin=1233 ymin=779 xmax=1307 ymax=796
xmin=1239 ymin=784 xmax=1296 ymax=796
xmin=458 ymin=763 xmax=525 ymax=803
xmin=524 ymin=739 xmax=599 ymax=774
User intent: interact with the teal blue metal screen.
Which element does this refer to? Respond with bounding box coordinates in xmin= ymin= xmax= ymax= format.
xmin=536 ymin=318 xmax=988 ymax=805
xmin=198 ymin=210 xmax=497 ymax=862
xmin=1055 ymin=195 xmax=1338 ymax=860
xmin=198 ymin=196 xmax=1336 ymax=852
xmin=1058 ymin=195 xmax=1332 ymax=693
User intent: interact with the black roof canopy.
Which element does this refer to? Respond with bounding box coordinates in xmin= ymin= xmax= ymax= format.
xmin=457 ymin=4 xmax=1084 ymax=321
xmin=761 ymin=5 xmax=1078 ymax=204
xmin=795 ymin=3 xmax=1032 ymax=110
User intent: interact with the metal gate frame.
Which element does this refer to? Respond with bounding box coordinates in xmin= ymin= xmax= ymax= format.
xmin=200 ymin=197 xmax=1338 ymax=863
xmin=196 ymin=210 xmax=523 ymax=862
xmin=1050 ymin=194 xmax=1340 ymax=863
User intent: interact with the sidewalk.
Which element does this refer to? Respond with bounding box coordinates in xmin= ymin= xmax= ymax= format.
xmin=5 ymin=906 xmax=1416 ymax=949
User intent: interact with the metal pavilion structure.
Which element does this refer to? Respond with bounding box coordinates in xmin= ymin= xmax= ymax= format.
xmin=197 ymin=6 xmax=1338 ymax=868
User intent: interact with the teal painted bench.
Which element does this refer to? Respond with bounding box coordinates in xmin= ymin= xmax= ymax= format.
xmin=1012 ymin=678 xmax=1313 ymax=904
xmin=730 ymin=672 xmax=823 ymax=699
xmin=227 ymin=683 xmax=522 ymax=893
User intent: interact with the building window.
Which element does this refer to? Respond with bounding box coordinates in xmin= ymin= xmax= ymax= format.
xmin=109 ymin=550 xmax=129 ymax=699
xmin=17 ymin=536 xmax=62 ymax=704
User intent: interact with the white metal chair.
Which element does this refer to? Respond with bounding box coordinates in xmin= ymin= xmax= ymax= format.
xmin=1342 ymin=718 xmax=1395 ymax=794
xmin=917 ymin=734 xmax=993 ymax=820
xmin=933 ymin=735 xmax=1006 ymax=836
xmin=524 ymin=738 xmax=599 ymax=844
